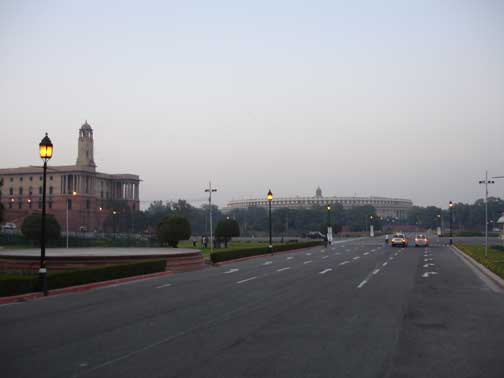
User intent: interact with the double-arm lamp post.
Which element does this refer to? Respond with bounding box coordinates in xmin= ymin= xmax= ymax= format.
xmin=326 ymin=205 xmax=331 ymax=247
xmin=39 ymin=133 xmax=53 ymax=296
xmin=267 ymin=190 xmax=273 ymax=253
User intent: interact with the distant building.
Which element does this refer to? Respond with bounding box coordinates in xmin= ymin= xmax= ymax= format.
xmin=0 ymin=121 xmax=140 ymax=232
xmin=223 ymin=187 xmax=412 ymax=219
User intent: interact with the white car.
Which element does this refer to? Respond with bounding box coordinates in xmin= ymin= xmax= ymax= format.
xmin=391 ymin=233 xmax=408 ymax=247
xmin=414 ymin=234 xmax=429 ymax=247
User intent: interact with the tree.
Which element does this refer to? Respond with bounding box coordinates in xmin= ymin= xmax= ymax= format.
xmin=21 ymin=213 xmax=61 ymax=243
xmin=0 ymin=178 xmax=4 ymax=224
xmin=156 ymin=216 xmax=191 ymax=248
xmin=215 ymin=218 xmax=240 ymax=247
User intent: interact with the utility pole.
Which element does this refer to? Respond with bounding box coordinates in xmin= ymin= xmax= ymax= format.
xmin=479 ymin=171 xmax=495 ymax=258
xmin=205 ymin=182 xmax=217 ymax=255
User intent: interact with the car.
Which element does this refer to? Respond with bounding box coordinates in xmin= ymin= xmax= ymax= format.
xmin=414 ymin=234 xmax=429 ymax=247
xmin=391 ymin=233 xmax=408 ymax=247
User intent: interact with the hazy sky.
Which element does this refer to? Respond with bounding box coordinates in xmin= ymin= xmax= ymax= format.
xmin=1 ymin=0 xmax=503 ymax=209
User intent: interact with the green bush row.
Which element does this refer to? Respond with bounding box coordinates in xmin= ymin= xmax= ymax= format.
xmin=0 ymin=259 xmax=166 ymax=298
xmin=210 ymin=241 xmax=323 ymax=263
xmin=456 ymin=244 xmax=504 ymax=280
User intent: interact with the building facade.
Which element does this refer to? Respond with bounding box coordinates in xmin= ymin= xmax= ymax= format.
xmin=0 ymin=122 xmax=140 ymax=232
xmin=224 ymin=187 xmax=412 ymax=219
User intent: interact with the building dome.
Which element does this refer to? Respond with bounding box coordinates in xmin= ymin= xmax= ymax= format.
xmin=80 ymin=120 xmax=92 ymax=130
xmin=315 ymin=186 xmax=323 ymax=197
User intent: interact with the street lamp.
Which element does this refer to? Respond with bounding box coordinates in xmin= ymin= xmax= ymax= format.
xmin=112 ymin=210 xmax=117 ymax=239
xmin=204 ymin=182 xmax=218 ymax=254
xmin=39 ymin=133 xmax=53 ymax=296
xmin=267 ymin=189 xmax=273 ymax=253
xmin=326 ymin=205 xmax=331 ymax=247
xmin=479 ymin=171 xmax=495 ymax=258
xmin=449 ymin=201 xmax=454 ymax=245
xmin=66 ymin=191 xmax=77 ymax=248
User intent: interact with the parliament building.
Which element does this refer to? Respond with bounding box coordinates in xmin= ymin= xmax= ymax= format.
xmin=0 ymin=122 xmax=140 ymax=232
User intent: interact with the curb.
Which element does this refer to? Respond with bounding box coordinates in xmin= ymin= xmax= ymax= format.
xmin=0 ymin=270 xmax=174 ymax=305
xmin=450 ymin=245 xmax=504 ymax=291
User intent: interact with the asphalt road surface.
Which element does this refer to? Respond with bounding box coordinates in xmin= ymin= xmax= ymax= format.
xmin=1 ymin=238 xmax=503 ymax=378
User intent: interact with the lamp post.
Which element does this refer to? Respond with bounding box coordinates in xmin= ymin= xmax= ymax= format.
xmin=66 ymin=191 xmax=77 ymax=248
xmin=449 ymin=201 xmax=454 ymax=245
xmin=267 ymin=189 xmax=273 ymax=253
xmin=326 ymin=205 xmax=331 ymax=247
xmin=437 ymin=214 xmax=442 ymax=237
xmin=479 ymin=171 xmax=495 ymax=258
xmin=369 ymin=215 xmax=374 ymax=237
xmin=204 ymin=182 xmax=218 ymax=254
xmin=112 ymin=210 xmax=117 ymax=239
xmin=39 ymin=133 xmax=53 ymax=296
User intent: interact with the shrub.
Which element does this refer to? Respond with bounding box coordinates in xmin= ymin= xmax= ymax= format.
xmin=215 ymin=219 xmax=240 ymax=248
xmin=210 ymin=241 xmax=323 ymax=263
xmin=21 ymin=213 xmax=61 ymax=243
xmin=156 ymin=216 xmax=191 ymax=248
xmin=0 ymin=259 xmax=166 ymax=297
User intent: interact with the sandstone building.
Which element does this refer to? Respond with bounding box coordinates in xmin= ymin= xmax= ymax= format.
xmin=0 ymin=122 xmax=140 ymax=232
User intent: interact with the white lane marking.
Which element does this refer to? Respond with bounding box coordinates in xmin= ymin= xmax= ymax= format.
xmin=394 ymin=253 xmax=398 ymax=256
xmin=372 ymin=268 xmax=380 ymax=275
xmin=286 ymin=256 xmax=294 ymax=260
xmin=306 ymin=253 xmax=312 ymax=256
xmin=353 ymin=256 xmax=360 ymax=260
xmin=371 ymin=249 xmax=376 ymax=252
xmin=322 ymin=255 xmax=329 ymax=259
xmin=237 ymin=276 xmax=257 ymax=284
xmin=339 ymin=261 xmax=350 ymax=266
xmin=321 ymin=249 xmax=326 ymax=252
xmin=363 ymin=252 xmax=370 ymax=256
xmin=357 ymin=279 xmax=368 ymax=289
xmin=389 ymin=256 xmax=394 ymax=260
xmin=319 ymin=268 xmax=333 ymax=275
xmin=276 ymin=267 xmax=291 ymax=272
xmin=346 ymin=249 xmax=351 ymax=252
xmin=224 ymin=268 xmax=239 ymax=274
xmin=156 ymin=283 xmax=172 ymax=289
xmin=304 ymin=260 xmax=313 ymax=264
xmin=421 ymin=272 xmax=439 ymax=278
xmin=424 ymin=258 xmax=433 ymax=262
xmin=263 ymin=261 xmax=273 ymax=266
xmin=423 ymin=263 xmax=435 ymax=268
xmin=334 ymin=252 xmax=341 ymax=255
xmin=382 ymin=262 xmax=388 ymax=267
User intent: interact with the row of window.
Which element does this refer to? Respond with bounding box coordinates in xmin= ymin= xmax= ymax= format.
xmin=5 ymin=198 xmax=92 ymax=210
xmin=4 ymin=187 xmax=54 ymax=196
xmin=2 ymin=176 xmax=54 ymax=182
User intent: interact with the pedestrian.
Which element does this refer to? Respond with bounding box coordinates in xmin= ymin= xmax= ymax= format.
xmin=385 ymin=234 xmax=389 ymax=245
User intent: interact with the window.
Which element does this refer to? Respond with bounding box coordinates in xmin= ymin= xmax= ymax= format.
xmin=48 ymin=201 xmax=52 ymax=209
xmin=10 ymin=177 xmax=13 ymax=182
xmin=18 ymin=201 xmax=22 ymax=209
xmin=49 ymin=186 xmax=53 ymax=195
xmin=29 ymin=176 xmax=33 ymax=181
xmin=29 ymin=187 xmax=33 ymax=195
xmin=38 ymin=201 xmax=42 ymax=209
xmin=67 ymin=199 xmax=72 ymax=210
xmin=39 ymin=187 xmax=42 ymax=195
xmin=50 ymin=176 xmax=53 ymax=181
xmin=19 ymin=177 xmax=23 ymax=182
xmin=9 ymin=188 xmax=13 ymax=195
xmin=19 ymin=187 xmax=23 ymax=195
xmin=39 ymin=176 xmax=42 ymax=181
xmin=86 ymin=199 xmax=90 ymax=209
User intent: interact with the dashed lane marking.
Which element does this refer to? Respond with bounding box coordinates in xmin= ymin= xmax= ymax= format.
xmin=304 ymin=260 xmax=313 ymax=264
xmin=286 ymin=256 xmax=294 ymax=260
xmin=276 ymin=267 xmax=291 ymax=272
xmin=421 ymin=272 xmax=439 ymax=278
xmin=357 ymin=279 xmax=368 ymax=289
xmin=339 ymin=261 xmax=350 ymax=266
xmin=372 ymin=268 xmax=380 ymax=275
xmin=322 ymin=256 xmax=329 ymax=259
xmin=156 ymin=283 xmax=172 ymax=289
xmin=353 ymin=256 xmax=360 ymax=260
xmin=237 ymin=276 xmax=257 ymax=284
xmin=306 ymin=253 xmax=312 ymax=256
xmin=263 ymin=261 xmax=273 ymax=266
xmin=363 ymin=252 xmax=370 ymax=255
xmin=382 ymin=262 xmax=388 ymax=267
xmin=224 ymin=268 xmax=239 ymax=274
xmin=319 ymin=268 xmax=333 ymax=275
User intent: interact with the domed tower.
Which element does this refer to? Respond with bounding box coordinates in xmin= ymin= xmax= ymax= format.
xmin=76 ymin=121 xmax=96 ymax=169
xmin=315 ymin=186 xmax=323 ymax=197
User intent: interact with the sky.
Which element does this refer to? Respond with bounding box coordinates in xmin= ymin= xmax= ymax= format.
xmin=1 ymin=0 xmax=503 ymax=209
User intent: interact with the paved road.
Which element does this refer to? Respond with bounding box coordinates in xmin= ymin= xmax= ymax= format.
xmin=1 ymin=238 xmax=503 ymax=378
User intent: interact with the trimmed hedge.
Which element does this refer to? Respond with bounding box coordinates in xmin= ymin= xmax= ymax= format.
xmin=0 ymin=259 xmax=166 ymax=297
xmin=210 ymin=241 xmax=323 ymax=263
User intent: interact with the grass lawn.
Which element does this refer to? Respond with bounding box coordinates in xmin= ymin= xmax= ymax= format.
xmin=455 ymin=244 xmax=504 ymax=280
